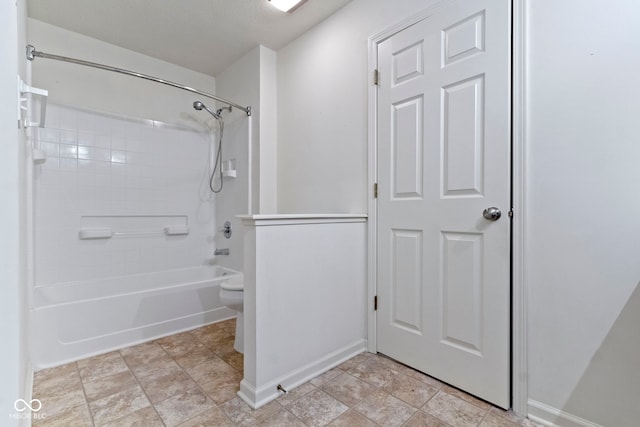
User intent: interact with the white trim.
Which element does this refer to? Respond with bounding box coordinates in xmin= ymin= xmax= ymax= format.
xmin=366 ymin=29 xmax=378 ymax=354
xmin=238 ymin=213 xmax=367 ymax=227
xmin=21 ymin=362 xmax=33 ymax=427
xmin=237 ymin=339 xmax=366 ymax=409
xmin=368 ymin=0 xmax=449 ymax=43
xmin=511 ymin=0 xmax=528 ymax=417
xmin=527 ymin=400 xmax=604 ymax=427
xmin=26 ymin=128 xmax=35 ymax=312
xmin=238 ymin=213 xmax=367 ymax=220
xmin=247 ymin=115 xmax=254 ymax=214
xmin=367 ymin=0 xmax=529 ymax=413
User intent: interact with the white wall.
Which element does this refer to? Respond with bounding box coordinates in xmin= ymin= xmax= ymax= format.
xmin=28 ymin=19 xmax=216 ymax=126
xmin=258 ymin=48 xmax=278 ymax=214
xmin=277 ymin=0 xmax=433 ymax=213
xmin=526 ymin=1 xmax=640 ymax=425
xmin=1 ymin=0 xmax=29 ymax=424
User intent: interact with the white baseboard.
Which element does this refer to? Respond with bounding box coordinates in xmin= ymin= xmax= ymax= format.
xmin=238 ymin=339 xmax=367 ymax=409
xmin=528 ymin=399 xmax=603 ymax=427
xmin=21 ymin=361 xmax=34 ymax=427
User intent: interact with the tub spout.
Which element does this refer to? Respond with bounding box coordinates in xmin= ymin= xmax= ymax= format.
xmin=214 ymin=248 xmax=229 ymax=256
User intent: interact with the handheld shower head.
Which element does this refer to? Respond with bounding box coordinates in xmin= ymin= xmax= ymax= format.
xmin=192 ymin=100 xmax=220 ymax=118
xmin=194 ymin=100 xmax=227 ymax=194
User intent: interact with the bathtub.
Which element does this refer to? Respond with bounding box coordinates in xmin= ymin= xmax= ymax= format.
xmin=31 ymin=265 xmax=241 ymax=369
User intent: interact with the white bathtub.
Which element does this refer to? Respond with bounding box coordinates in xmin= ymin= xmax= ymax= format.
xmin=31 ymin=265 xmax=240 ymax=369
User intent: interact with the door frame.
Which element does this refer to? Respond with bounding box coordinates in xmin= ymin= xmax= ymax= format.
xmin=366 ymin=0 xmax=529 ymax=416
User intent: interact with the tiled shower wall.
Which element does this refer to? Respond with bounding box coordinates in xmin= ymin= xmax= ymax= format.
xmin=33 ymin=104 xmax=217 ymax=287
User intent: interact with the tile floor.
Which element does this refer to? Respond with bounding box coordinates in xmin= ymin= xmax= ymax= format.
xmin=32 ymin=319 xmax=537 ymax=427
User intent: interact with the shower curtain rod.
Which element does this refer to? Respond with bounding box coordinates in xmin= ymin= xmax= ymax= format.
xmin=26 ymin=45 xmax=251 ymax=116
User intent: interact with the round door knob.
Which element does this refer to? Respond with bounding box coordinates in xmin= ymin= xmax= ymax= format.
xmin=483 ymin=207 xmax=501 ymax=221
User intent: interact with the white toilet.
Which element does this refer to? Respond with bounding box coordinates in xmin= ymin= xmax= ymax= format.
xmin=219 ymin=274 xmax=244 ymax=353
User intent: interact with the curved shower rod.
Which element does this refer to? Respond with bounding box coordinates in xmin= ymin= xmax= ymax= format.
xmin=26 ymin=45 xmax=251 ymax=116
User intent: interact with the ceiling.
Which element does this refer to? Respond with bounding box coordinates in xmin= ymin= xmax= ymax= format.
xmin=27 ymin=0 xmax=353 ymax=77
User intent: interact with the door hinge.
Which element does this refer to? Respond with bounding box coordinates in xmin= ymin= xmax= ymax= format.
xmin=373 ymin=182 xmax=378 ymax=198
xmin=373 ymin=69 xmax=379 ymax=86
xmin=374 ymin=295 xmax=378 ymax=311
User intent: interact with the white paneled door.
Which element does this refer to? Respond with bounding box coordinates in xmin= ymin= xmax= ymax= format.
xmin=376 ymin=0 xmax=511 ymax=408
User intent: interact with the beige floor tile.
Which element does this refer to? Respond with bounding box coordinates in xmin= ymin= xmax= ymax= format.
xmin=354 ymin=389 xmax=417 ymax=427
xmin=128 ymin=354 xmax=182 ymax=382
xmin=376 ymin=356 xmax=439 ymax=381
xmin=374 ymin=355 xmax=448 ymax=389
xmin=276 ymin=382 xmax=317 ymax=406
xmin=198 ymin=368 xmax=242 ymax=405
xmin=191 ymin=325 xmax=233 ymax=349
xmin=217 ymin=318 xmax=237 ymax=333
xmin=375 ymin=354 xmax=408 ymax=368
xmin=321 ymin=372 xmax=377 ymax=407
xmin=220 ymin=397 xmax=283 ymax=426
xmin=480 ymin=411 xmax=528 ymax=427
xmin=286 ymin=389 xmax=349 ymax=427
xmin=326 ymin=409 xmax=378 ymax=427
xmin=176 ymin=406 xmax=236 ymax=427
xmin=336 ymin=352 xmax=375 ymax=371
xmin=381 ymin=373 xmax=439 ymax=408
xmin=402 ymin=368 xmax=446 ymax=389
xmin=404 ymin=410 xmax=451 ymax=427
xmin=423 ymin=391 xmax=488 ymax=427
xmin=211 ymin=339 xmax=237 ymax=358
xmin=34 ymin=386 xmax=86 ymax=419
xmin=101 ymin=406 xmax=164 ymax=427
xmin=120 ymin=342 xmax=167 ymax=367
xmin=489 ymin=408 xmax=540 ymax=427
xmin=220 ymin=350 xmax=244 ymax=372
xmin=33 ymin=363 xmax=82 ymax=400
xmin=83 ymin=370 xmax=138 ymax=402
xmin=257 ymin=407 xmax=307 ymax=427
xmin=156 ymin=331 xmax=201 ymax=358
xmin=441 ymin=385 xmax=494 ymax=411
xmin=183 ymin=356 xmax=237 ymax=385
xmin=347 ymin=355 xmax=402 ymax=387
xmin=192 ymin=323 xmax=221 ymax=336
xmin=32 ymin=403 xmax=92 ymax=427
xmin=309 ymin=368 xmax=343 ymax=387
xmin=174 ymin=343 xmax=218 ymax=370
xmin=77 ymin=351 xmax=129 ymax=383
xmin=138 ymin=369 xmax=202 ymax=404
xmin=89 ymin=385 xmax=151 ymax=426
xmin=33 ymin=362 xmax=78 ymax=385
xmin=153 ymin=388 xmax=215 ymax=427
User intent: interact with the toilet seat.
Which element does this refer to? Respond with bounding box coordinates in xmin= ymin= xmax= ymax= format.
xmin=221 ymin=275 xmax=243 ymax=291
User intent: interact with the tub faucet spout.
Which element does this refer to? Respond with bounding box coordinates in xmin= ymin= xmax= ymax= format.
xmin=214 ymin=248 xmax=229 ymax=256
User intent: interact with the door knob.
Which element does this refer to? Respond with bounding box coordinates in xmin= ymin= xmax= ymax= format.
xmin=483 ymin=207 xmax=501 ymax=221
